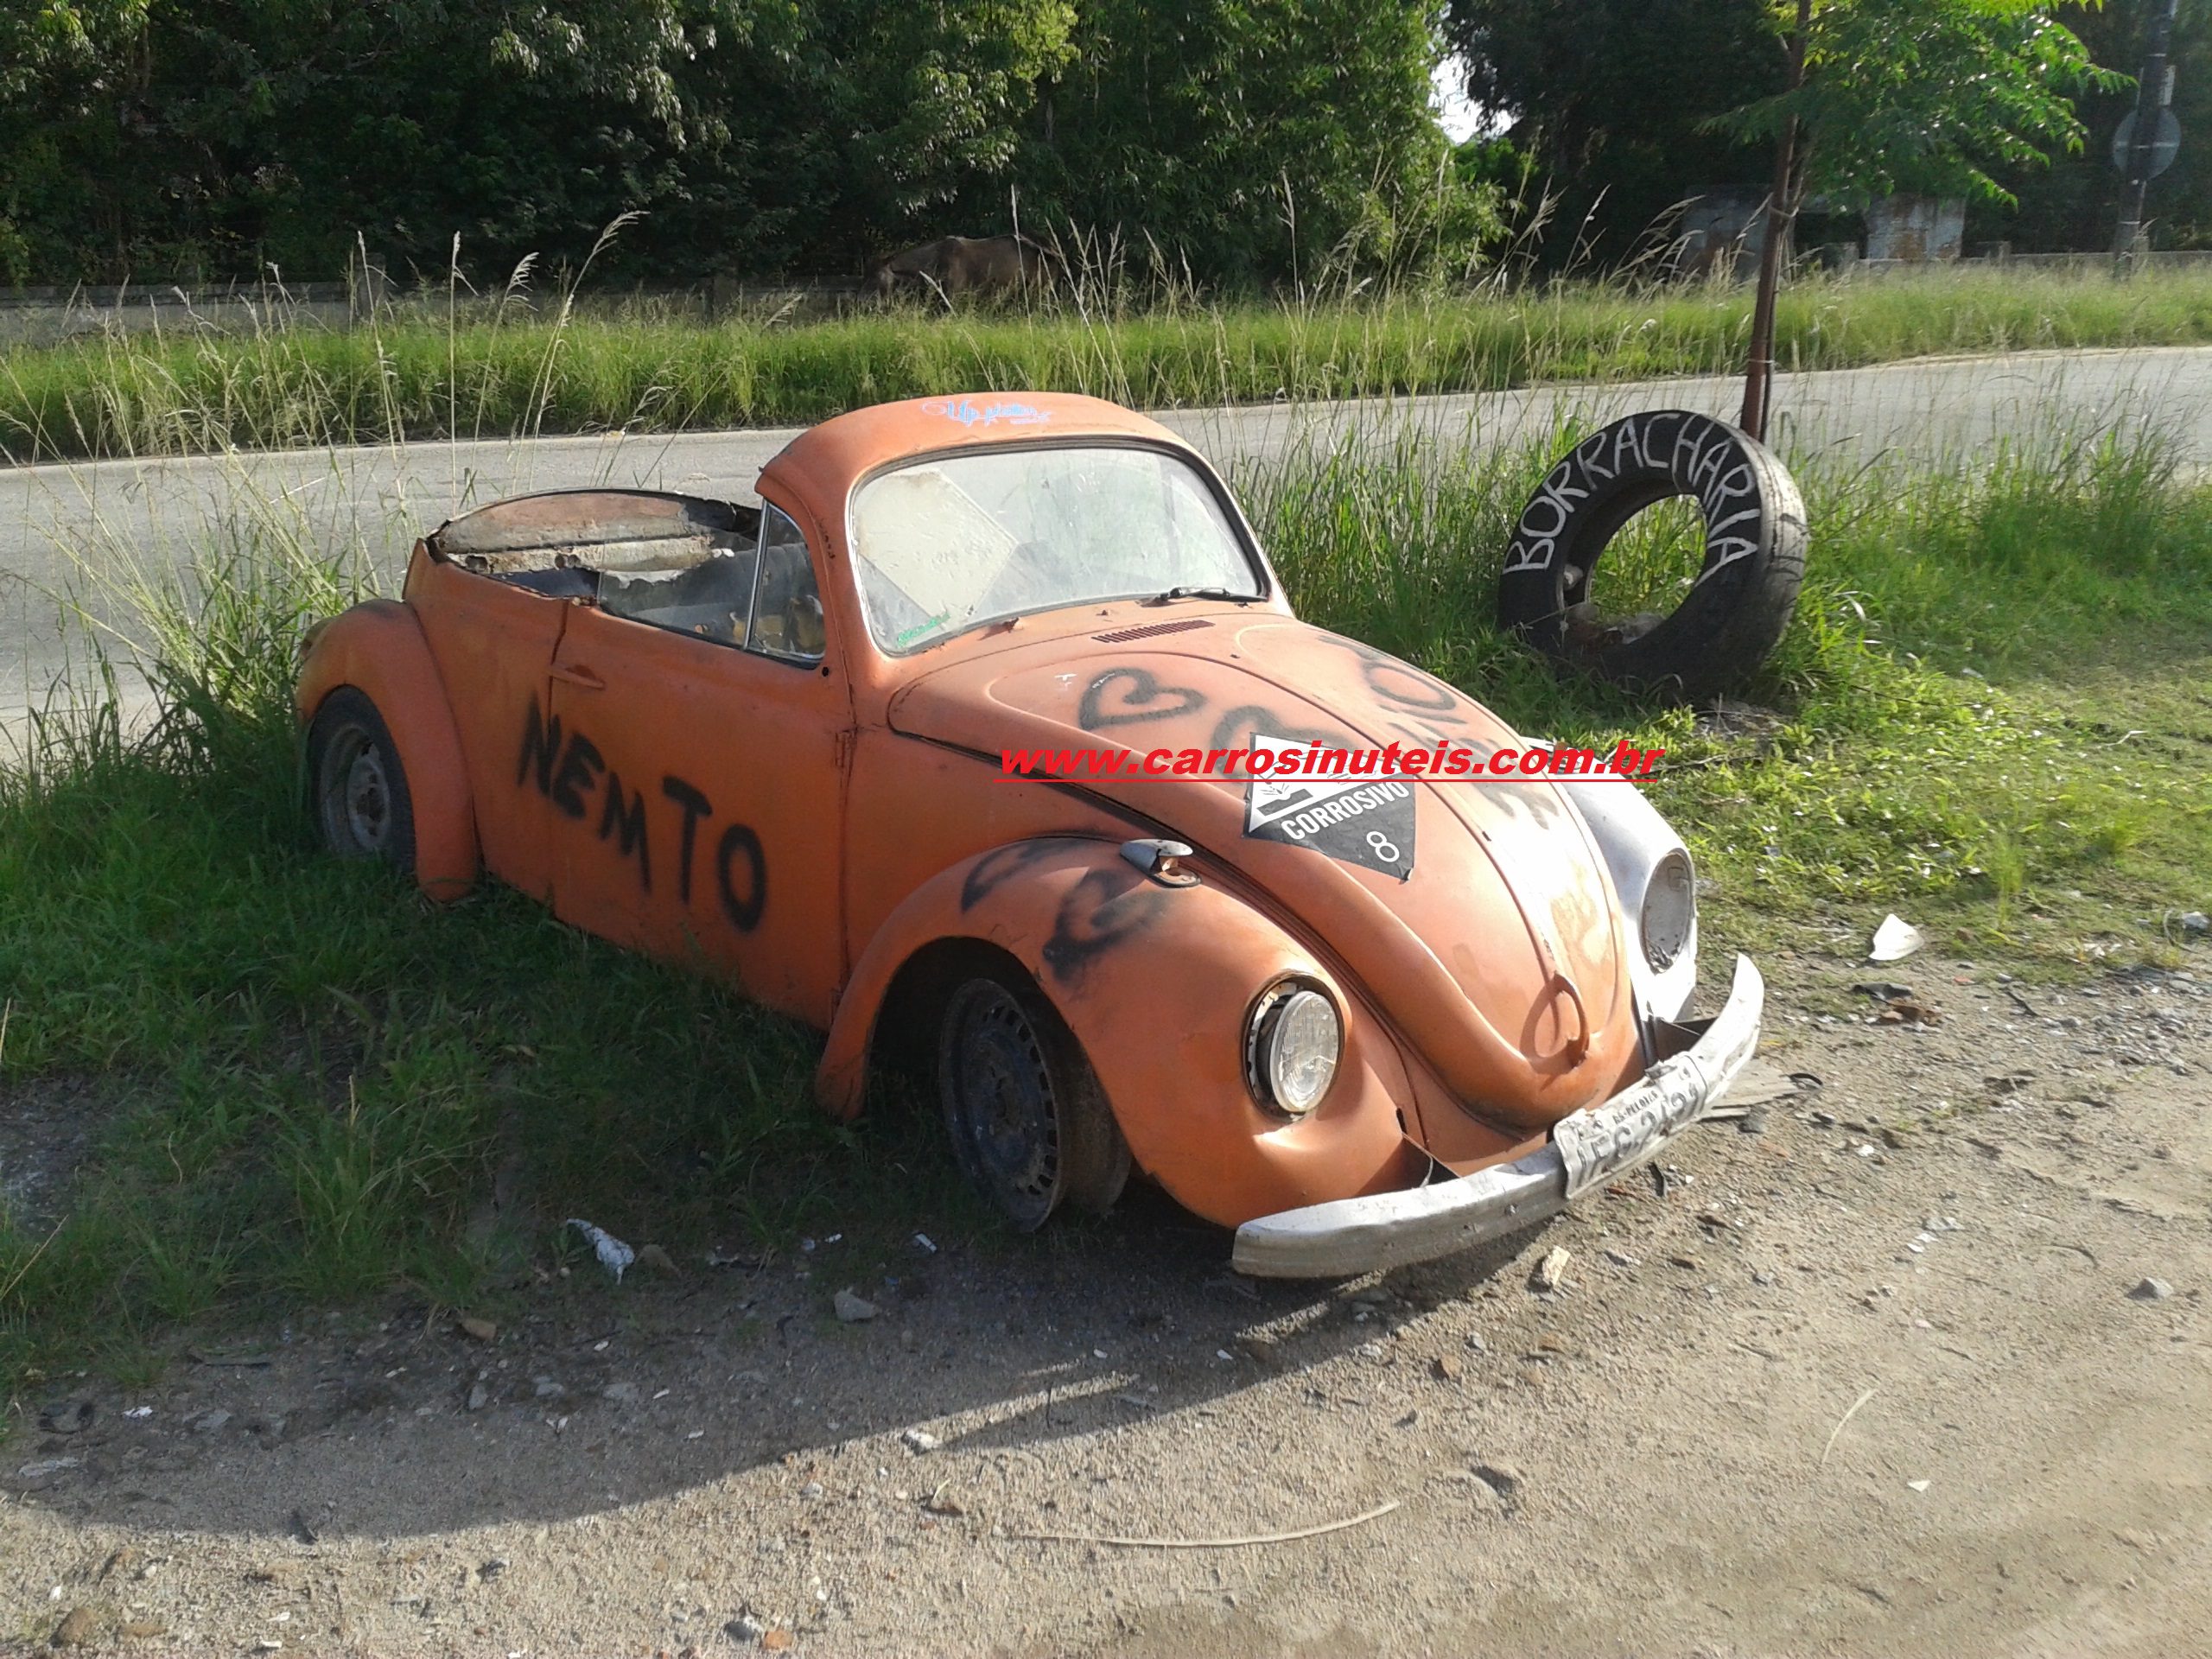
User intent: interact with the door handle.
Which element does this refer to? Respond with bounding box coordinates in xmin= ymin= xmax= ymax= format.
xmin=551 ymin=664 xmax=605 ymax=691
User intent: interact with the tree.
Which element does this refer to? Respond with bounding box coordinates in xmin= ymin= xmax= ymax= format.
xmin=1025 ymin=0 xmax=1497 ymax=289
xmin=1974 ymin=0 xmax=2212 ymax=251
xmin=0 ymin=0 xmax=800 ymax=283
xmin=1716 ymin=0 xmax=2119 ymax=435
xmin=0 ymin=0 xmax=149 ymax=279
xmin=0 ymin=0 xmax=1493 ymax=288
xmin=1719 ymin=0 xmax=2116 ymax=206
xmin=731 ymin=0 xmax=1076 ymax=275
xmin=1443 ymin=0 xmax=1786 ymax=270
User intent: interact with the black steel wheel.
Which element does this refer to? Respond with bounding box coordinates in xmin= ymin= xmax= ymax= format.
xmin=937 ymin=969 xmax=1128 ymax=1231
xmin=307 ymin=687 xmax=416 ymax=871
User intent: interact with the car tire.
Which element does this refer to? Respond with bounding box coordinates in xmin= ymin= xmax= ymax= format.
xmin=307 ymin=686 xmax=417 ymax=873
xmin=937 ymin=968 xmax=1130 ymax=1230
xmin=1497 ymin=410 xmax=1807 ymax=702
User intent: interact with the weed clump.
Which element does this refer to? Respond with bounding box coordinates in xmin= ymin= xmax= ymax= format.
xmin=10 ymin=264 xmax=2212 ymax=462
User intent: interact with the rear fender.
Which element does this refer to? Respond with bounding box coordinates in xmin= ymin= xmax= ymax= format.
xmin=296 ymin=598 xmax=479 ymax=901
xmin=817 ymin=836 xmax=1422 ymax=1228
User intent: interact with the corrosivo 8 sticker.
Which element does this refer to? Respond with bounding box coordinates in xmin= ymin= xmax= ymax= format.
xmin=1243 ymin=734 xmax=1414 ymax=879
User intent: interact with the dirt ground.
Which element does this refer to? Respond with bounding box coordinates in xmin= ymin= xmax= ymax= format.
xmin=3 ymin=945 xmax=2209 ymax=1659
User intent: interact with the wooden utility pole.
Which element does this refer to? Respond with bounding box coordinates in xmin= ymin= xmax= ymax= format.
xmin=1740 ymin=0 xmax=1811 ymax=442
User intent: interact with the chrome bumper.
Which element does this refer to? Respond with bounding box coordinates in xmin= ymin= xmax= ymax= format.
xmin=1231 ymin=953 xmax=1765 ymax=1279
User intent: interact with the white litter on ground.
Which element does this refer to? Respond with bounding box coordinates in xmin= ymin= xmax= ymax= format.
xmin=564 ymin=1218 xmax=636 ymax=1281
xmin=1870 ymin=913 xmax=1927 ymax=963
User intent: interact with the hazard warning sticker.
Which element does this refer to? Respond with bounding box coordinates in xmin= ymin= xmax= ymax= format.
xmin=1243 ymin=734 xmax=1415 ymax=880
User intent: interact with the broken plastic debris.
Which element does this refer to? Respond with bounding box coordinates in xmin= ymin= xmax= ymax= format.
xmin=833 ymin=1287 xmax=878 ymax=1322
xmin=1906 ymin=1478 xmax=1931 ymax=1492
xmin=563 ymin=1218 xmax=636 ymax=1281
xmin=1869 ymin=914 xmax=1926 ymax=963
xmin=1531 ymin=1246 xmax=1573 ymax=1294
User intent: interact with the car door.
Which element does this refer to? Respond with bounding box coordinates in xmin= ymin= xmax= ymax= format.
xmin=408 ymin=557 xmax=568 ymax=902
xmin=543 ymin=499 xmax=853 ymax=1027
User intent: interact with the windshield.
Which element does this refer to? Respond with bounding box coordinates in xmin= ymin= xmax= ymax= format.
xmin=848 ymin=444 xmax=1264 ymax=654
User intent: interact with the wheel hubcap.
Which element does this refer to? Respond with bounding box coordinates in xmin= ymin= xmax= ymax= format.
xmin=321 ymin=727 xmax=390 ymax=855
xmin=943 ymin=982 xmax=1060 ymax=1227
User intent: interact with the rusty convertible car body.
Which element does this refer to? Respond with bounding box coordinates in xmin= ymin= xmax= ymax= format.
xmin=295 ymin=392 xmax=1763 ymax=1276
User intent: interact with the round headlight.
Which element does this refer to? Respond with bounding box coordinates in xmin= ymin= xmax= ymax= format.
xmin=1640 ymin=849 xmax=1695 ymax=970
xmin=1247 ymin=982 xmax=1341 ymax=1117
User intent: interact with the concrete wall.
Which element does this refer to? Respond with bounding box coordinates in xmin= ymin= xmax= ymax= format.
xmin=1864 ymin=197 xmax=1967 ymax=263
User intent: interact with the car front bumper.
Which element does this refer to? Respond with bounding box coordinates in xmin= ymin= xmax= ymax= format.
xmin=1230 ymin=953 xmax=1765 ymax=1279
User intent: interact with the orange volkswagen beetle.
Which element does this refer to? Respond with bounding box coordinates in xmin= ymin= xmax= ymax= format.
xmin=296 ymin=393 xmax=1762 ymax=1276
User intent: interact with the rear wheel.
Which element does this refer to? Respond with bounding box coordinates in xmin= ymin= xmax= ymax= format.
xmin=307 ymin=687 xmax=416 ymax=871
xmin=937 ymin=969 xmax=1128 ymax=1230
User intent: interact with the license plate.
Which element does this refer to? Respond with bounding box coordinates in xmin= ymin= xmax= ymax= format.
xmin=1554 ymin=1059 xmax=1708 ymax=1198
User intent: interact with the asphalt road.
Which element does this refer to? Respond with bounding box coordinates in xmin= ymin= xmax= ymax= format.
xmin=3 ymin=345 xmax=2209 ymax=719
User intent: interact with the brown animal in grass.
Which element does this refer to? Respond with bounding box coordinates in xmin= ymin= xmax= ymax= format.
xmin=867 ymin=234 xmax=1060 ymax=302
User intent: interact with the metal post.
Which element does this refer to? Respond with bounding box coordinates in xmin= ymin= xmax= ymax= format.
xmin=2115 ymin=0 xmax=2182 ymax=270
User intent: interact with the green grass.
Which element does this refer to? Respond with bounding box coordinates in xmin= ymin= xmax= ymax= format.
xmin=3 ymin=405 xmax=2210 ymax=1402
xmin=1243 ymin=413 xmax=2212 ymax=957
xmin=0 ymin=518 xmax=965 ymax=1388
xmin=11 ymin=264 xmax=2212 ymax=461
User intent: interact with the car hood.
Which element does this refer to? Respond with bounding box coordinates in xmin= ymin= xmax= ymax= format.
xmin=887 ymin=613 xmax=1643 ymax=1134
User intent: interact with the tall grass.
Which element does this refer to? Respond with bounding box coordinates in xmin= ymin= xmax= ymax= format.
xmin=11 ymin=265 xmax=2212 ymax=462
xmin=0 ymin=491 xmax=846 ymax=1378
xmin=1242 ymin=411 xmax=2212 ymax=923
xmin=3 ymin=406 xmax=2210 ymax=1393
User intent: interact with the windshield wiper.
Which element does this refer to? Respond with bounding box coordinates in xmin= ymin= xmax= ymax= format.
xmin=1145 ymin=585 xmax=1260 ymax=606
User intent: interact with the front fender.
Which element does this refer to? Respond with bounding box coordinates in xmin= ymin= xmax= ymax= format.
xmin=1548 ymin=773 xmax=1697 ymax=1027
xmin=817 ymin=836 xmax=1424 ymax=1229
xmin=296 ymin=599 xmax=479 ymax=902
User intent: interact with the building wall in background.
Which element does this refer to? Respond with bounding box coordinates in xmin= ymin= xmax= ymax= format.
xmin=1866 ymin=197 xmax=1967 ymax=262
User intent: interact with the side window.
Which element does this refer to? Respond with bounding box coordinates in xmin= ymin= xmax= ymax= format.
xmin=747 ymin=505 xmax=826 ymax=664
xmin=595 ymin=536 xmax=760 ymax=647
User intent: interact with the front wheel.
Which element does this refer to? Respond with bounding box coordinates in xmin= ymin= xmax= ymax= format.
xmin=307 ymin=687 xmax=416 ymax=871
xmin=937 ymin=969 xmax=1129 ymax=1230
